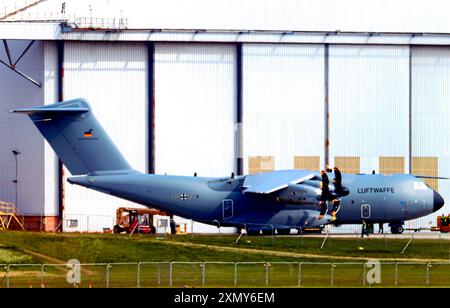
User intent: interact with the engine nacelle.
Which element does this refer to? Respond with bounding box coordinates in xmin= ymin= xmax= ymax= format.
xmin=276 ymin=183 xmax=321 ymax=206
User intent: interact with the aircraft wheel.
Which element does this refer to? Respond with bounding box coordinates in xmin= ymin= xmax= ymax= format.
xmin=391 ymin=225 xmax=404 ymax=234
xmin=113 ymin=225 xmax=122 ymax=234
xmin=261 ymin=229 xmax=274 ymax=236
xmin=149 ymin=225 xmax=156 ymax=234
xmin=246 ymin=230 xmax=261 ymax=236
xmin=276 ymin=229 xmax=291 ymax=235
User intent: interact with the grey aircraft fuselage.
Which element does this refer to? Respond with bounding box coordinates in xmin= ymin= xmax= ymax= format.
xmin=14 ymin=98 xmax=445 ymax=233
xmin=68 ymin=170 xmax=443 ymax=230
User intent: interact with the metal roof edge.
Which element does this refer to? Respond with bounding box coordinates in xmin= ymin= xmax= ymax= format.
xmin=3 ymin=22 xmax=450 ymax=45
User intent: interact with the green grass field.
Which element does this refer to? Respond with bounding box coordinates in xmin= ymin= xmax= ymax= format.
xmin=0 ymin=231 xmax=449 ymax=288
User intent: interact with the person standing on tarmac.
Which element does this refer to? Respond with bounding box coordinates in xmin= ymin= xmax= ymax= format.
xmin=170 ymin=217 xmax=177 ymax=235
xmin=378 ymin=223 xmax=384 ymax=234
xmin=361 ymin=220 xmax=369 ymax=238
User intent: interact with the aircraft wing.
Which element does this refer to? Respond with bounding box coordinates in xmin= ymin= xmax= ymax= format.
xmin=242 ymin=170 xmax=319 ymax=194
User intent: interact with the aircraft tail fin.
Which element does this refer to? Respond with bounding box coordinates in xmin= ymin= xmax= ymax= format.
xmin=13 ymin=98 xmax=132 ymax=175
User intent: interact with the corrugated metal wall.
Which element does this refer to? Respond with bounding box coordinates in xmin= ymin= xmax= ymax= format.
xmin=154 ymin=43 xmax=237 ymax=233
xmin=411 ymin=46 xmax=450 ymax=228
xmin=63 ymin=41 xmax=148 ymax=229
xmin=242 ymin=44 xmax=325 ymax=173
xmin=154 ymin=43 xmax=236 ymax=177
xmin=329 ymin=45 xmax=410 ymax=174
xmin=0 ymin=40 xmax=45 ymax=215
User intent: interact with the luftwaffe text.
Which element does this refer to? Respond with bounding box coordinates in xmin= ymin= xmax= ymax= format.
xmin=357 ymin=187 xmax=395 ymax=194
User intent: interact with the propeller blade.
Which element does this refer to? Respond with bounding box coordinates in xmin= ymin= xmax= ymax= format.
xmin=333 ymin=167 xmax=349 ymax=197
xmin=326 ymin=166 xmax=349 ymax=220
xmin=318 ymin=201 xmax=327 ymax=219
xmin=330 ymin=199 xmax=340 ymax=220
xmin=320 ymin=170 xmax=329 ymax=201
xmin=318 ymin=171 xmax=330 ymax=218
xmin=333 ymin=167 xmax=342 ymax=187
xmin=321 ymin=170 xmax=329 ymax=185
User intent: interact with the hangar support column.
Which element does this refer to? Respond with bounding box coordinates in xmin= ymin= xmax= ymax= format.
xmin=148 ymin=42 xmax=155 ymax=174
xmin=408 ymin=45 xmax=412 ymax=174
xmin=236 ymin=43 xmax=243 ymax=176
xmin=324 ymin=44 xmax=329 ymax=169
xmin=57 ymin=40 xmax=64 ymax=232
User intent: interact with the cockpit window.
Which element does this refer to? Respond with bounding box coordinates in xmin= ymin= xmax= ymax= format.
xmin=413 ymin=181 xmax=428 ymax=190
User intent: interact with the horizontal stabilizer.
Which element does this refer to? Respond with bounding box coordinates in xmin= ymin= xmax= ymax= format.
xmin=12 ymin=101 xmax=89 ymax=115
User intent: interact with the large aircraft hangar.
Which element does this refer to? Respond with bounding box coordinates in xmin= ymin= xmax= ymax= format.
xmin=0 ymin=0 xmax=449 ymax=232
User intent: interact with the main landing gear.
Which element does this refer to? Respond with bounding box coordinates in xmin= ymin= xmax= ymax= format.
xmin=389 ymin=223 xmax=404 ymax=234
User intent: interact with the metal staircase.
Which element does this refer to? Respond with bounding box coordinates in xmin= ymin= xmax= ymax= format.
xmin=0 ymin=201 xmax=25 ymax=230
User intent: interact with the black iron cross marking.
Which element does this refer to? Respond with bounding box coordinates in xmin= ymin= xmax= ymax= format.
xmin=179 ymin=193 xmax=189 ymax=201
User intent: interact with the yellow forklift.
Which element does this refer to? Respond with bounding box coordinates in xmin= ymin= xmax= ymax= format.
xmin=113 ymin=207 xmax=169 ymax=234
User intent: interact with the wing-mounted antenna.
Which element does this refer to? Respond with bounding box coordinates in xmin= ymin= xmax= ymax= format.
xmin=414 ymin=175 xmax=450 ymax=180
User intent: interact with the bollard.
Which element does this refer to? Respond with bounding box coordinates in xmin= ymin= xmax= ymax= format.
xmin=40 ymin=264 xmax=45 ymax=288
xmin=298 ymin=263 xmax=302 ymax=287
xmin=6 ymin=265 xmax=9 ymax=288
xmin=394 ymin=263 xmax=398 ymax=286
xmin=426 ymin=263 xmax=431 ymax=286
xmin=363 ymin=262 xmax=366 ymax=286
xmin=202 ymin=262 xmax=206 ymax=286
xmin=265 ymin=262 xmax=269 ymax=286
xmin=157 ymin=263 xmax=161 ymax=287
xmin=234 ymin=263 xmax=238 ymax=287
xmin=169 ymin=262 xmax=173 ymax=287
xmin=137 ymin=263 xmax=141 ymax=288
xmin=330 ymin=263 xmax=335 ymax=287
xmin=106 ymin=264 xmax=110 ymax=288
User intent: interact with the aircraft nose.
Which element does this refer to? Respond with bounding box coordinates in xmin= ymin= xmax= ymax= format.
xmin=433 ymin=190 xmax=445 ymax=212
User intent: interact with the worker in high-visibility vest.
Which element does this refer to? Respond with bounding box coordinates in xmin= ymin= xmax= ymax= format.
xmin=361 ymin=220 xmax=369 ymax=238
xmin=441 ymin=214 xmax=448 ymax=226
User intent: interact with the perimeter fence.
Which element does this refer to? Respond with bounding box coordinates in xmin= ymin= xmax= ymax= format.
xmin=1 ymin=261 xmax=450 ymax=288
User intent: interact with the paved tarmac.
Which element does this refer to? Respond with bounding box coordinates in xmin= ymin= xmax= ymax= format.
xmin=299 ymin=232 xmax=450 ymax=240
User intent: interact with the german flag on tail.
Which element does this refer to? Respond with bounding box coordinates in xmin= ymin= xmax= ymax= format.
xmin=84 ymin=129 xmax=93 ymax=137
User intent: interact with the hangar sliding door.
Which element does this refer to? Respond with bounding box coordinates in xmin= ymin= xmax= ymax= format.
xmin=243 ymin=44 xmax=325 ymax=174
xmin=329 ymin=45 xmax=409 ymax=175
xmin=63 ymin=42 xmax=148 ymax=231
xmin=154 ymin=43 xmax=236 ymax=233
xmin=411 ymin=46 xmax=450 ymax=228
xmin=154 ymin=43 xmax=236 ymax=177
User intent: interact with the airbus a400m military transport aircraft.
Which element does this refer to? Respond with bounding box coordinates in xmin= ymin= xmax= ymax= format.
xmin=15 ymin=99 xmax=445 ymax=234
